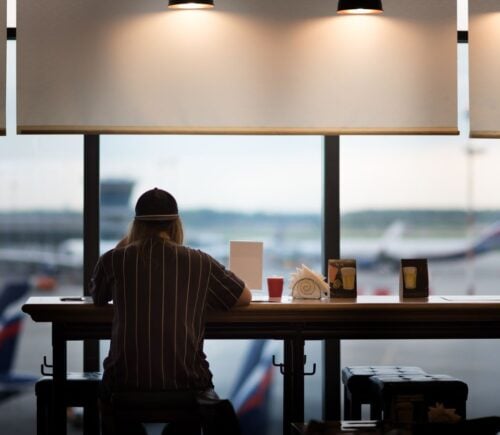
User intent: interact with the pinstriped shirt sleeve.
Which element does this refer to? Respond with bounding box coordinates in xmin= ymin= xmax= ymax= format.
xmin=206 ymin=255 xmax=245 ymax=311
xmin=90 ymin=253 xmax=114 ymax=306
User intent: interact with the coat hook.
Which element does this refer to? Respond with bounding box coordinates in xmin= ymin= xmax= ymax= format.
xmin=304 ymin=363 xmax=317 ymax=376
xmin=40 ymin=355 xmax=53 ymax=376
xmin=272 ymin=355 xmax=283 ymax=368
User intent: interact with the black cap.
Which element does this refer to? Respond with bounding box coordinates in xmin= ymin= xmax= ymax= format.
xmin=134 ymin=188 xmax=179 ymax=221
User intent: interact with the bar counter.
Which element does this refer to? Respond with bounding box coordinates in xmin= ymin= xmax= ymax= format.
xmin=24 ymin=295 xmax=500 ymax=337
xmin=23 ymin=295 xmax=500 ymax=435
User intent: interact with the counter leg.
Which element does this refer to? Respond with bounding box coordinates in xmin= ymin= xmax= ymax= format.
xmin=283 ymin=336 xmax=305 ymax=435
xmin=52 ymin=323 xmax=67 ymax=435
xmin=323 ymin=339 xmax=341 ymax=421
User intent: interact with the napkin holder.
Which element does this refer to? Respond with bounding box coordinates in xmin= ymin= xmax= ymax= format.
xmin=290 ymin=265 xmax=329 ymax=299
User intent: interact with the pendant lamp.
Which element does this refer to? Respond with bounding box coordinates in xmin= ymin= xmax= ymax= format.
xmin=168 ymin=0 xmax=214 ymax=9
xmin=337 ymin=0 xmax=383 ymax=15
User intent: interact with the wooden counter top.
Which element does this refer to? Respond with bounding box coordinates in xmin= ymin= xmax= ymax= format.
xmin=22 ymin=295 xmax=500 ymax=326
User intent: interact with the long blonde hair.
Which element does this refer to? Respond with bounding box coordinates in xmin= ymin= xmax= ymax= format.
xmin=126 ymin=217 xmax=184 ymax=246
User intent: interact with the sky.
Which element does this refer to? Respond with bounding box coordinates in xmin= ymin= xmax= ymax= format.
xmin=3 ymin=0 xmax=499 ymax=214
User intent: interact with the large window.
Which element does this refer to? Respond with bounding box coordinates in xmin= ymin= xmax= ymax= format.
xmin=100 ymin=136 xmax=322 ymax=277
xmin=100 ymin=135 xmax=323 ymax=433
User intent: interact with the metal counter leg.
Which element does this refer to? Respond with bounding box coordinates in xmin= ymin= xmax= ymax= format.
xmin=283 ymin=337 xmax=305 ymax=435
xmin=323 ymin=339 xmax=341 ymax=421
xmin=52 ymin=323 xmax=68 ymax=435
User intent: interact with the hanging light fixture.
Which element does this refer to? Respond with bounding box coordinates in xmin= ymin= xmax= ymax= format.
xmin=168 ymin=0 xmax=214 ymax=9
xmin=337 ymin=0 xmax=383 ymax=15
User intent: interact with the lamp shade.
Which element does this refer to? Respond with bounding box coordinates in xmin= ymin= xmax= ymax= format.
xmin=337 ymin=0 xmax=383 ymax=15
xmin=168 ymin=0 xmax=214 ymax=9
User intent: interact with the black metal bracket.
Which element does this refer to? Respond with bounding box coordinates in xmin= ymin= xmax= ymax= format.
xmin=272 ymin=354 xmax=316 ymax=376
xmin=40 ymin=355 xmax=53 ymax=376
xmin=272 ymin=354 xmax=286 ymax=375
xmin=303 ymin=355 xmax=317 ymax=376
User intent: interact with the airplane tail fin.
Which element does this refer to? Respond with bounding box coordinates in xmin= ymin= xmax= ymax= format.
xmin=375 ymin=220 xmax=405 ymax=267
xmin=379 ymin=220 xmax=405 ymax=247
xmin=471 ymin=221 xmax=500 ymax=255
xmin=230 ymin=340 xmax=274 ymax=435
xmin=0 ymin=281 xmax=31 ymax=318
xmin=0 ymin=313 xmax=24 ymax=376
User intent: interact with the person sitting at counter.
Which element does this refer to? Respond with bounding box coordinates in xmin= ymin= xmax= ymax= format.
xmin=90 ymin=187 xmax=252 ymax=435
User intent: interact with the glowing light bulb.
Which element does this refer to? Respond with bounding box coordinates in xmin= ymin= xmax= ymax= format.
xmin=168 ymin=1 xmax=214 ymax=10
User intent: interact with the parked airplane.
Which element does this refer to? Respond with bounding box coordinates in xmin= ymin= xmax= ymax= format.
xmin=341 ymin=220 xmax=500 ymax=270
xmin=4 ymin=219 xmax=500 ymax=279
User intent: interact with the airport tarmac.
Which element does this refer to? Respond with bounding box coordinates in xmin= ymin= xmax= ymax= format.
xmin=3 ymin=253 xmax=500 ymax=433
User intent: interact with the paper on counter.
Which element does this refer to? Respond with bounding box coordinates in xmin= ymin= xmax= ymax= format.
xmin=229 ymin=241 xmax=263 ymax=290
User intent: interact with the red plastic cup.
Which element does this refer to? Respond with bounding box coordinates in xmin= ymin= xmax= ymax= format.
xmin=267 ymin=276 xmax=284 ymax=299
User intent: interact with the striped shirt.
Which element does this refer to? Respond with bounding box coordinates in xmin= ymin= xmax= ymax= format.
xmin=90 ymin=236 xmax=245 ymax=391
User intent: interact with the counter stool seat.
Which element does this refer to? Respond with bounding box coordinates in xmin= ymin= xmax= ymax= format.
xmin=370 ymin=374 xmax=468 ymax=425
xmin=102 ymin=390 xmax=241 ymax=435
xmin=102 ymin=390 xmax=223 ymax=435
xmin=109 ymin=390 xmax=200 ymax=423
xmin=342 ymin=366 xmax=427 ymax=420
xmin=35 ymin=372 xmax=102 ymax=435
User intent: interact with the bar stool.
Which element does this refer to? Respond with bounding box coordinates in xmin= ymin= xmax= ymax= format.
xmin=342 ymin=366 xmax=427 ymax=420
xmin=101 ymin=390 xmax=240 ymax=435
xmin=104 ymin=390 xmax=199 ymax=434
xmin=35 ymin=372 xmax=102 ymax=435
xmin=369 ymin=373 xmax=468 ymax=425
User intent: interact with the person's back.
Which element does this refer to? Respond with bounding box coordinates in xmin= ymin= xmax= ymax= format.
xmin=92 ymin=237 xmax=245 ymax=392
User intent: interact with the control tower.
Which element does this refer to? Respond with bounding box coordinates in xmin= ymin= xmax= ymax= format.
xmin=100 ymin=179 xmax=134 ymax=240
